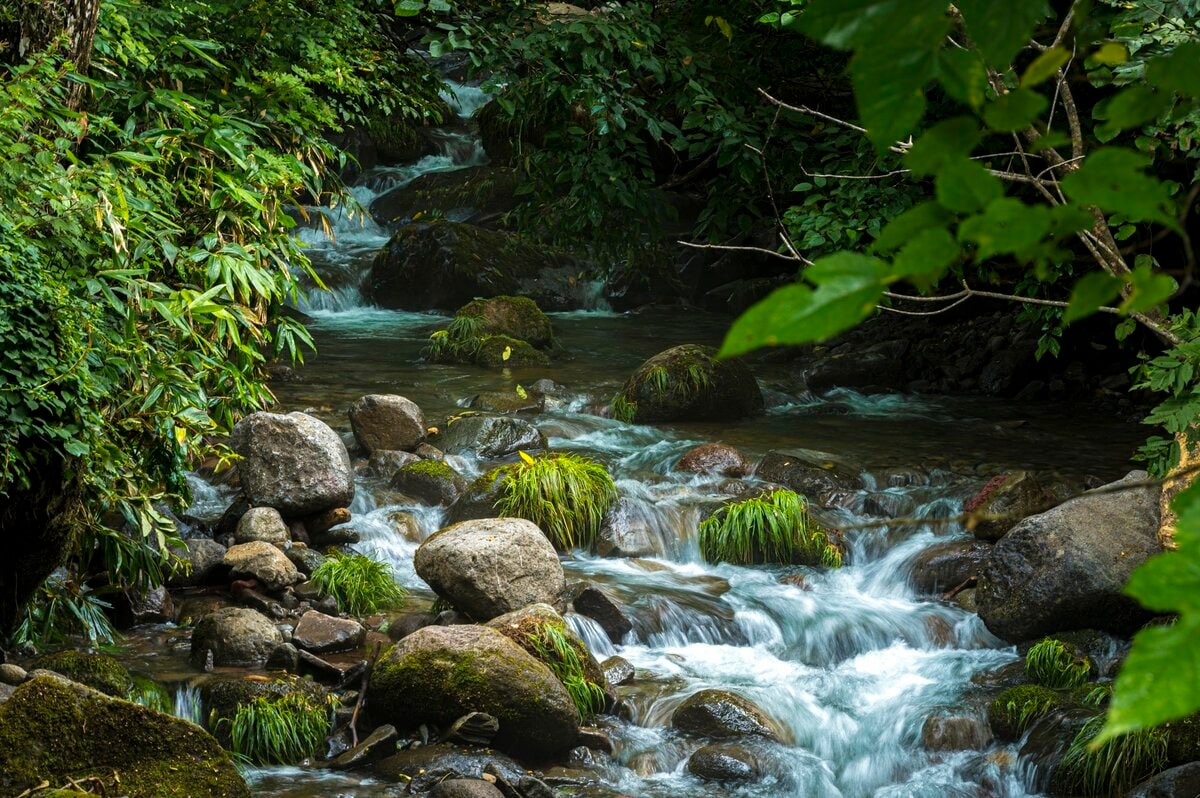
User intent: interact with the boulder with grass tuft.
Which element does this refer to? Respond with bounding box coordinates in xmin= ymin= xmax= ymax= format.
xmin=494 ymin=452 xmax=617 ymax=552
xmin=1024 ymin=638 xmax=1094 ymax=689
xmin=390 ymin=459 xmax=468 ymax=506
xmin=611 ymin=344 xmax=763 ymax=423
xmin=699 ymin=489 xmax=842 ymax=567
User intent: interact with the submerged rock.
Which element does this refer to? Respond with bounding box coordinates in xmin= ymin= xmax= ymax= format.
xmin=976 ymin=470 xmax=1162 ymax=641
xmin=921 ymin=714 xmax=993 ymax=751
xmin=687 ymin=742 xmax=768 ymax=782
xmin=671 ymin=688 xmax=789 ymax=743
xmin=190 ymin=606 xmax=284 ymax=666
xmin=231 ymin=411 xmax=354 ymax=516
xmin=367 ymin=625 xmax=580 ymax=758
xmin=373 ymin=742 xmax=525 ymax=789
xmin=349 ymin=394 xmax=427 ymax=454
xmin=414 ymin=517 xmax=565 ymax=621
xmin=612 ymin=344 xmax=763 ymax=423
xmin=0 ymin=676 xmax=248 ymax=797
xmin=437 ymin=414 xmax=546 ymax=459
xmin=390 ymin=459 xmax=468 ymax=506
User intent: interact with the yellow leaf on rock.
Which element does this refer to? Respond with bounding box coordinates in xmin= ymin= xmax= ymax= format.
xmin=518 ymin=450 xmax=536 ymax=465
xmin=502 ymin=345 xmax=512 ymax=361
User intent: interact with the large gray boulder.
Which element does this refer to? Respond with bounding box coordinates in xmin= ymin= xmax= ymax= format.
xmin=167 ymin=537 xmax=228 ymax=588
xmin=231 ymin=411 xmax=354 ymax=516
xmin=366 ymin=625 xmax=579 ymax=758
xmin=349 ymin=394 xmax=426 ymax=453
xmin=414 ymin=518 xmax=565 ymax=621
xmin=190 ymin=607 xmax=284 ymax=666
xmin=976 ymin=470 xmax=1162 ymax=641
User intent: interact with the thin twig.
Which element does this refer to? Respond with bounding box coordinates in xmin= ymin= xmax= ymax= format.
xmin=677 ymin=239 xmax=805 ymax=264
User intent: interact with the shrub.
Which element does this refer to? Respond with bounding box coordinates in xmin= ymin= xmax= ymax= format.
xmin=1056 ymin=715 xmax=1168 ymax=797
xmin=699 ymin=489 xmax=841 ymax=567
xmin=495 ymin=453 xmax=617 ymax=551
xmin=224 ymin=691 xmax=336 ymax=765
xmin=310 ymin=552 xmax=407 ymax=616
xmin=1026 ymin=638 xmax=1093 ymax=689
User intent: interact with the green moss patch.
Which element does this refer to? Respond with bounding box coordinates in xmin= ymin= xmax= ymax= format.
xmin=31 ymin=650 xmax=133 ymax=697
xmin=0 ymin=676 xmax=248 ymax=798
xmin=987 ymin=685 xmax=1069 ymax=741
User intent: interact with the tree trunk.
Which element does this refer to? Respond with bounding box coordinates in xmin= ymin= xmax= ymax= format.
xmin=12 ymin=0 xmax=100 ymax=108
xmin=1158 ymin=432 xmax=1197 ymax=549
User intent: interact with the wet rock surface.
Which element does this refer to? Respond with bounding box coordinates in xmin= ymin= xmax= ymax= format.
xmin=231 ymin=411 xmax=354 ymax=516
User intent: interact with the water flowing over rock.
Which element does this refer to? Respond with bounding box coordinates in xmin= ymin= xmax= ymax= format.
xmin=365 ymin=221 xmax=587 ymax=311
xmin=671 ymin=688 xmax=789 ymax=742
xmin=231 ymin=411 xmax=354 ymax=516
xmin=976 ymin=470 xmax=1162 ymax=641
xmin=349 ymin=394 xmax=427 ymax=453
xmin=0 ymin=676 xmax=249 ymax=797
xmin=613 ymin=344 xmax=763 ymax=423
xmin=437 ymin=414 xmax=546 ymax=459
xmin=367 ymin=625 xmax=580 ymax=758
xmin=190 ymin=606 xmax=284 ymax=666
xmin=222 ymin=540 xmax=303 ymax=591
xmin=414 ymin=518 xmax=565 ymax=620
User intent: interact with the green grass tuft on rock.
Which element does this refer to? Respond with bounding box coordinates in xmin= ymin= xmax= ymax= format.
xmin=987 ymin=684 xmax=1067 ymax=741
xmin=310 ymin=551 xmax=407 ymax=616
xmin=495 ymin=453 xmax=617 ymax=551
xmin=1056 ymin=715 xmax=1168 ymax=797
xmin=610 ymin=395 xmax=638 ymax=424
xmin=699 ymin=489 xmax=841 ymax=567
xmin=221 ymin=690 xmax=336 ymax=766
xmin=1025 ymin=638 xmax=1093 ymax=689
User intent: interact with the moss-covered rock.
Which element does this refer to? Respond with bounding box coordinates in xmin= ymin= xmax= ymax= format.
xmin=988 ymin=684 xmax=1073 ymax=741
xmin=366 ymin=625 xmax=579 ymax=759
xmin=31 ymin=650 xmax=132 ymax=698
xmin=197 ymin=674 xmax=331 ymax=748
xmin=1025 ymin=638 xmax=1094 ymax=689
xmin=365 ymin=221 xmax=583 ymax=311
xmin=0 ymin=676 xmax=249 ymax=798
xmin=390 ymin=459 xmax=468 ymax=506
xmin=445 ymin=466 xmax=508 ymax=524
xmin=457 ymin=296 xmax=554 ymax=349
xmin=611 ymin=344 xmax=764 ymax=423
xmin=475 ymin=335 xmax=550 ymax=368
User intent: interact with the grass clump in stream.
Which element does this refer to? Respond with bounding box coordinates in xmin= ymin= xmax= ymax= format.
xmin=495 ymin=452 xmax=617 ymax=551
xmin=1055 ymin=715 xmax=1168 ymax=797
xmin=1025 ymin=638 xmax=1093 ymax=689
xmin=310 ymin=551 xmax=407 ymax=616
xmin=699 ymin=489 xmax=842 ymax=567
xmin=223 ymin=691 xmax=336 ymax=765
xmin=610 ymin=395 xmax=638 ymax=423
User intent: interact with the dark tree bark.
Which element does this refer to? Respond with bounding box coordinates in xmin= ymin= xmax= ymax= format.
xmin=5 ymin=0 xmax=100 ymax=107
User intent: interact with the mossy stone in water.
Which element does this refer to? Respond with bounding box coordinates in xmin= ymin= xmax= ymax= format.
xmin=31 ymin=650 xmax=133 ymax=697
xmin=988 ymin=684 xmax=1072 ymax=741
xmin=612 ymin=344 xmax=763 ymax=423
xmin=474 ymin=335 xmax=550 ymax=368
xmin=0 ymin=676 xmax=249 ymax=798
xmin=457 ymin=296 xmax=554 ymax=349
xmin=390 ymin=459 xmax=468 ymax=506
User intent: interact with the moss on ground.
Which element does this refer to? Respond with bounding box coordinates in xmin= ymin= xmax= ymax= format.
xmin=31 ymin=650 xmax=133 ymax=697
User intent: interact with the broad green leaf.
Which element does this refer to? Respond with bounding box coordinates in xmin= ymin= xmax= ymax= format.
xmin=982 ymin=88 xmax=1049 ymax=132
xmin=957 ymin=0 xmax=1050 ymax=68
xmin=891 ymin=227 xmax=960 ymax=289
xmin=937 ymin=48 xmax=988 ymax=109
xmin=1120 ymin=264 xmax=1177 ymax=314
xmin=1146 ymin=42 xmax=1200 ymax=97
xmin=957 ymin=198 xmax=1052 ymax=259
xmin=1090 ymin=41 xmax=1130 ymax=66
xmin=1096 ymin=616 xmax=1200 ymax=744
xmin=718 ymin=253 xmax=888 ymax=357
xmin=871 ymin=202 xmax=954 ymax=253
xmin=1097 ymin=86 xmax=1171 ymax=137
xmin=1125 ymin=550 xmax=1200 ymax=614
xmin=1064 ymin=272 xmax=1122 ymax=323
xmin=1047 ymin=203 xmax=1094 ymax=238
xmin=935 ymin=157 xmax=1003 ymax=213
xmin=1174 ymin=479 xmax=1200 ymax=548
xmin=799 ymin=0 xmax=942 ymax=49
xmin=907 ymin=117 xmax=981 ymax=175
xmin=1062 ymin=148 xmax=1179 ymax=229
xmin=1021 ymin=46 xmax=1070 ymax=87
xmin=394 ymin=0 xmax=424 ymax=16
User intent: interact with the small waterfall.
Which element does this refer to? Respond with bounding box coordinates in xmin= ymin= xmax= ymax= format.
xmin=174 ymin=683 xmax=203 ymax=726
xmin=567 ymin=611 xmax=618 ymax=659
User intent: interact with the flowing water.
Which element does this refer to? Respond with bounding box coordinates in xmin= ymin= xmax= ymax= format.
xmin=143 ymin=77 xmax=1148 ymax=797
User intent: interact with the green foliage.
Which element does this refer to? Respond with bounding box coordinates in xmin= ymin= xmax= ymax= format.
xmin=1026 ymin=639 xmax=1094 ymax=689
xmin=13 ymin=580 xmax=117 ymax=650
xmin=222 ymin=690 xmax=336 ymax=765
xmin=128 ymin=676 xmax=174 ymax=715
xmin=646 ymin=365 xmax=671 ymax=396
xmin=1058 ymin=715 xmax=1168 ymax=797
xmin=528 ymin=622 xmax=607 ymax=722
xmin=988 ymin=685 xmax=1067 ymax=740
xmin=310 ymin=552 xmax=407 ymax=616
xmin=699 ymin=489 xmax=841 ymax=567
xmin=610 ymin=395 xmax=638 ymax=424
xmin=495 ymin=453 xmax=617 ymax=552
